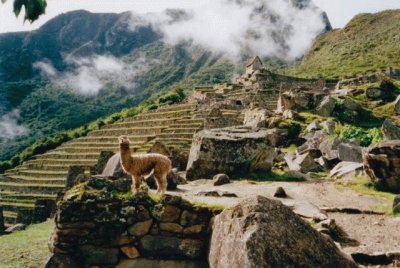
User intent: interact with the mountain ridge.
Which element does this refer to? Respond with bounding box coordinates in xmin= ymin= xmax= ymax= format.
xmin=289 ymin=9 xmax=400 ymax=78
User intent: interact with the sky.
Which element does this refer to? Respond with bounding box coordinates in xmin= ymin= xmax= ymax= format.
xmin=0 ymin=0 xmax=400 ymax=34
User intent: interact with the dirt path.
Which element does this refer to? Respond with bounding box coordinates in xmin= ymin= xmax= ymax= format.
xmin=168 ymin=179 xmax=399 ymax=256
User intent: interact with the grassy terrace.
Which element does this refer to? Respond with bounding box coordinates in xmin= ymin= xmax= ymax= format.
xmin=0 ymin=220 xmax=54 ymax=268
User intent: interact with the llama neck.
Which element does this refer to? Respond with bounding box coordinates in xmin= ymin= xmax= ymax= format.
xmin=120 ymin=143 xmax=133 ymax=164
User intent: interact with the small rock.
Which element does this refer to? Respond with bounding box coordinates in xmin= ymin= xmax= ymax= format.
xmin=183 ymin=225 xmax=203 ymax=235
xmin=316 ymin=96 xmax=335 ymax=117
xmin=306 ymin=120 xmax=321 ymax=132
xmin=284 ymin=152 xmax=323 ymax=173
xmin=274 ymin=187 xmax=287 ymax=198
xmin=180 ymin=211 xmax=198 ymax=227
xmin=320 ymin=120 xmax=337 ymax=135
xmin=159 ymin=223 xmax=183 ymax=233
xmin=127 ymin=219 xmax=153 ymax=237
xmin=5 ymin=223 xmax=26 ymax=233
xmin=221 ymin=192 xmax=238 ymax=198
xmin=366 ymin=88 xmax=383 ymax=100
xmin=151 ymin=205 xmax=180 ymax=222
xmin=282 ymin=109 xmax=300 ymax=120
xmin=196 ymin=191 xmax=221 ymax=197
xmin=213 ymin=174 xmax=230 ymax=186
xmin=382 ymin=118 xmax=400 ymax=140
xmin=121 ymin=246 xmax=140 ymax=259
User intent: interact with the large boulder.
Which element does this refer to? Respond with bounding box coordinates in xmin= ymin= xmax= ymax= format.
xmin=281 ymin=88 xmax=326 ymax=111
xmin=382 ymin=118 xmax=400 ymax=140
xmin=101 ymin=153 xmax=130 ymax=179
xmin=363 ymin=140 xmax=400 ymax=193
xmin=330 ymin=161 xmax=365 ymax=180
xmin=316 ymin=96 xmax=336 ymax=117
xmin=284 ymin=152 xmax=323 ymax=173
xmin=208 ymin=196 xmax=357 ymax=268
xmin=243 ymin=108 xmax=272 ymax=128
xmin=186 ymin=127 xmax=287 ymax=180
xmin=338 ymin=143 xmax=363 ymax=163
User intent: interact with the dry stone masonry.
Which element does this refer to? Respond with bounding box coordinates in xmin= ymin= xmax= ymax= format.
xmin=46 ymin=177 xmax=215 ymax=267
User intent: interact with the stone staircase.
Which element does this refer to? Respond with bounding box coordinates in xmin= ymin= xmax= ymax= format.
xmin=0 ymin=103 xmax=204 ymax=227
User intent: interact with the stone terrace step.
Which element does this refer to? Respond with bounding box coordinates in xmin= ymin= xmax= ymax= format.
xmin=175 ymin=119 xmax=205 ymax=125
xmin=0 ymin=191 xmax=56 ymax=200
xmin=3 ymin=175 xmax=66 ymax=185
xmin=26 ymin=159 xmax=98 ymax=166
xmin=131 ymin=109 xmax=194 ymax=121
xmin=54 ymin=146 xmax=120 ymax=154
xmin=2 ymin=210 xmax=17 ymax=225
xmin=35 ymin=152 xmax=100 ymax=160
xmin=0 ymin=202 xmax=35 ymax=212
xmin=13 ymin=169 xmax=67 ymax=178
xmin=156 ymin=104 xmax=197 ymax=112
xmin=88 ymin=126 xmax=166 ymax=137
xmin=0 ymin=182 xmax=65 ymax=194
xmin=107 ymin=117 xmax=188 ymax=129
xmin=162 ymin=128 xmax=199 ymax=134
xmin=72 ymin=135 xmax=154 ymax=143
xmin=157 ymin=133 xmax=195 ymax=140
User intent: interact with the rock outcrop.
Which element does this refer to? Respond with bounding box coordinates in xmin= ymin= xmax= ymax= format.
xmin=186 ymin=126 xmax=287 ymax=180
xmin=316 ymin=96 xmax=336 ymax=117
xmin=208 ymin=196 xmax=357 ymax=268
xmin=382 ymin=118 xmax=400 ymax=140
xmin=363 ymin=140 xmax=400 ymax=193
xmin=46 ymin=177 xmax=214 ymax=267
xmin=338 ymin=143 xmax=363 ymax=163
xmin=330 ymin=161 xmax=365 ymax=180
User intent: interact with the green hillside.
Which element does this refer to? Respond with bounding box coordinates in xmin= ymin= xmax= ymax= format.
xmin=0 ymin=10 xmax=233 ymax=162
xmin=289 ymin=10 xmax=400 ymax=78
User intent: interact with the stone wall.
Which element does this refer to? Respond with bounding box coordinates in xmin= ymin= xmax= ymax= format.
xmin=46 ymin=177 xmax=215 ymax=267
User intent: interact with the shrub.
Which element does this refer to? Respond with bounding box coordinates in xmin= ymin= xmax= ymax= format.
xmin=339 ymin=125 xmax=382 ymax=146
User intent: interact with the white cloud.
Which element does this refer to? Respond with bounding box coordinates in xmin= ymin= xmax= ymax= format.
xmin=0 ymin=109 xmax=29 ymax=140
xmin=140 ymin=0 xmax=327 ymax=61
xmin=1 ymin=0 xmax=400 ymax=33
xmin=34 ymin=54 xmax=152 ymax=96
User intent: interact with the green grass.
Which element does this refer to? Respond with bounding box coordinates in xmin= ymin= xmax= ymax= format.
xmin=281 ymin=144 xmax=297 ymax=153
xmin=335 ymin=176 xmax=396 ymax=215
xmin=289 ymin=10 xmax=400 ymax=78
xmin=0 ymin=220 xmax=54 ymax=268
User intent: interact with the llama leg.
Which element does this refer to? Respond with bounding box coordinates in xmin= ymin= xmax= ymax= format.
xmin=131 ymin=175 xmax=141 ymax=192
xmin=155 ymin=173 xmax=168 ymax=195
xmin=160 ymin=173 xmax=168 ymax=195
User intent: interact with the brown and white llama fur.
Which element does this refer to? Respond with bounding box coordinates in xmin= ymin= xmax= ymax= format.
xmin=118 ymin=135 xmax=171 ymax=195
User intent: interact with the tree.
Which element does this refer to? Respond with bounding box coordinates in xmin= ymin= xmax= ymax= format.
xmin=2 ymin=0 xmax=47 ymax=22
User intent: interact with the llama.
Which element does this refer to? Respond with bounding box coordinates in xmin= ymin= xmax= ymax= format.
xmin=118 ymin=135 xmax=171 ymax=195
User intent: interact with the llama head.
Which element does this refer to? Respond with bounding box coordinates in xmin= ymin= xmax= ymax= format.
xmin=118 ymin=135 xmax=130 ymax=145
